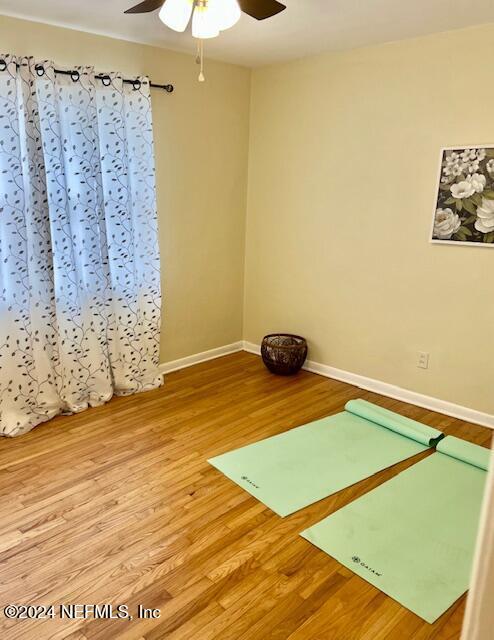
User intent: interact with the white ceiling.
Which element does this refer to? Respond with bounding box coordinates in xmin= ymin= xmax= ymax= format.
xmin=1 ymin=0 xmax=494 ymax=67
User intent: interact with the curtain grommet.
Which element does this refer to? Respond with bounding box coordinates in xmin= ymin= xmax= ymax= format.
xmin=70 ymin=70 xmax=80 ymax=83
xmin=101 ymin=75 xmax=111 ymax=87
xmin=0 ymin=59 xmax=7 ymax=72
xmin=35 ymin=64 xmax=45 ymax=77
xmin=132 ymin=79 xmax=142 ymax=91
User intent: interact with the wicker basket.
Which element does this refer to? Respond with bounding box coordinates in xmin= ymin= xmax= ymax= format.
xmin=261 ymin=334 xmax=308 ymax=376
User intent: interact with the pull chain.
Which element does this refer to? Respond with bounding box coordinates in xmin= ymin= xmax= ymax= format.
xmin=198 ymin=39 xmax=205 ymax=82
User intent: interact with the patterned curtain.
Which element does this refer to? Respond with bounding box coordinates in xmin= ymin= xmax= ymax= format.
xmin=0 ymin=56 xmax=162 ymax=437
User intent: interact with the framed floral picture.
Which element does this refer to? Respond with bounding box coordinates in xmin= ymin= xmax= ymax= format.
xmin=431 ymin=145 xmax=494 ymax=247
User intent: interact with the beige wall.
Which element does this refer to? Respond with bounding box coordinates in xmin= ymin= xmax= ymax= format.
xmin=244 ymin=25 xmax=494 ymax=414
xmin=0 ymin=14 xmax=251 ymax=362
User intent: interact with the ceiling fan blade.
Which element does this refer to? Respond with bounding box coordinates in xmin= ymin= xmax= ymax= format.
xmin=124 ymin=0 xmax=164 ymax=14
xmin=237 ymin=0 xmax=286 ymax=20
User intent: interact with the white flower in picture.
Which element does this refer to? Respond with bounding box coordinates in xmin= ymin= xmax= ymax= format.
xmin=450 ymin=180 xmax=475 ymax=200
xmin=432 ymin=146 xmax=494 ymax=245
xmin=433 ymin=208 xmax=461 ymax=240
xmin=475 ymin=198 xmax=494 ymax=233
xmin=467 ymin=173 xmax=486 ymax=193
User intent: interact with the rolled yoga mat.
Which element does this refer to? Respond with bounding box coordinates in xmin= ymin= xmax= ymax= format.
xmin=208 ymin=399 xmax=443 ymax=517
xmin=301 ymin=435 xmax=491 ymax=623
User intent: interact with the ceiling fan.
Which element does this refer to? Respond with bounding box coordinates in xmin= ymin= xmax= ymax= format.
xmin=125 ymin=0 xmax=286 ymax=81
xmin=125 ymin=0 xmax=287 ymax=28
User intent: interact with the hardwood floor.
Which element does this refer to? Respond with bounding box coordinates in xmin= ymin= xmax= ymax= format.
xmin=0 ymin=352 xmax=491 ymax=640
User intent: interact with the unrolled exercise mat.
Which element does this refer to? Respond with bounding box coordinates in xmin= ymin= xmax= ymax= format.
xmin=301 ymin=436 xmax=490 ymax=623
xmin=208 ymin=399 xmax=443 ymax=517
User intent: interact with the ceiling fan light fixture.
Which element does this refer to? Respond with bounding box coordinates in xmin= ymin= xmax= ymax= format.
xmin=159 ymin=0 xmax=194 ymax=32
xmin=192 ymin=1 xmax=220 ymax=39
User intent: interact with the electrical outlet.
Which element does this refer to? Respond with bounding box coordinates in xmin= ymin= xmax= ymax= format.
xmin=417 ymin=352 xmax=430 ymax=370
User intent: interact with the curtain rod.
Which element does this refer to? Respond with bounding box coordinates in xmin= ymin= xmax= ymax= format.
xmin=0 ymin=59 xmax=174 ymax=93
xmin=53 ymin=68 xmax=174 ymax=93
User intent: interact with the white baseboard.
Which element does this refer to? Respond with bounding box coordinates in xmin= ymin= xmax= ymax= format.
xmin=243 ymin=341 xmax=262 ymax=356
xmin=160 ymin=341 xmax=243 ymax=375
xmin=243 ymin=341 xmax=494 ymax=430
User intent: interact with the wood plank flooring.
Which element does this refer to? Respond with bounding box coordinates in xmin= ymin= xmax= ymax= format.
xmin=0 ymin=352 xmax=491 ymax=639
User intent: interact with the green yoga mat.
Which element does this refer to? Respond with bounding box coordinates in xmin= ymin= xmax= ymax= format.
xmin=301 ymin=436 xmax=490 ymax=623
xmin=209 ymin=399 xmax=443 ymax=517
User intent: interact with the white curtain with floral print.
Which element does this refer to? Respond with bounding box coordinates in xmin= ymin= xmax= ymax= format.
xmin=0 ymin=56 xmax=162 ymax=437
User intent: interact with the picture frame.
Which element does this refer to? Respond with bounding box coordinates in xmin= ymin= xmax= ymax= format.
xmin=430 ymin=145 xmax=494 ymax=247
